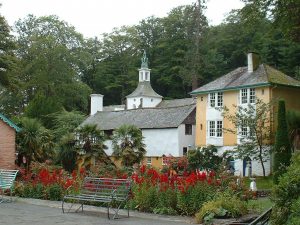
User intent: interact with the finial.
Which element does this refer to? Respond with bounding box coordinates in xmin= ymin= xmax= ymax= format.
xmin=141 ymin=50 xmax=148 ymax=69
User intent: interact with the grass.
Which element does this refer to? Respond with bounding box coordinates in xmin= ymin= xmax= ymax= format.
xmin=247 ymin=197 xmax=273 ymax=214
xmin=242 ymin=176 xmax=274 ymax=190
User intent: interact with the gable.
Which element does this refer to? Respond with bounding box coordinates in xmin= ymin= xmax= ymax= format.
xmin=0 ymin=113 xmax=21 ymax=132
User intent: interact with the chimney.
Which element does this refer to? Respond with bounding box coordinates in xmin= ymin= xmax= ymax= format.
xmin=247 ymin=52 xmax=259 ymax=73
xmin=90 ymin=94 xmax=103 ymax=115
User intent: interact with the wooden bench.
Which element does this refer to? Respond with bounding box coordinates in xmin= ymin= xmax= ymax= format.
xmin=0 ymin=169 xmax=19 ymax=203
xmin=229 ymin=207 xmax=272 ymax=225
xmin=62 ymin=177 xmax=131 ymax=219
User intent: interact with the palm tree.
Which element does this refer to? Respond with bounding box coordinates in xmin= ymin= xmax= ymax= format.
xmin=57 ymin=133 xmax=77 ymax=172
xmin=17 ymin=117 xmax=54 ymax=172
xmin=112 ymin=124 xmax=146 ymax=167
xmin=75 ymin=124 xmax=109 ymax=170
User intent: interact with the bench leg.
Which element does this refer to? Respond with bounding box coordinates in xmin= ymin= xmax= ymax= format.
xmin=107 ymin=204 xmax=110 ymax=219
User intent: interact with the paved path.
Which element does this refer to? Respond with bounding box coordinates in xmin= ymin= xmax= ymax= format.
xmin=0 ymin=198 xmax=193 ymax=225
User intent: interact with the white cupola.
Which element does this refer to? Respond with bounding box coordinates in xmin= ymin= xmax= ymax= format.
xmin=126 ymin=50 xmax=162 ymax=110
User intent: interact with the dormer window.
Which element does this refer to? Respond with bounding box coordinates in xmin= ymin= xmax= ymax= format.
xmin=209 ymin=92 xmax=223 ymax=107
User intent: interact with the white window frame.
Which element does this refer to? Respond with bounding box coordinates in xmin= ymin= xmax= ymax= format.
xmin=240 ymin=88 xmax=256 ymax=105
xmin=208 ymin=120 xmax=223 ymax=138
xmin=209 ymin=92 xmax=223 ymax=108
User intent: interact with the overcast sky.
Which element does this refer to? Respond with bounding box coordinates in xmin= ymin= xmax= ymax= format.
xmin=0 ymin=0 xmax=244 ymax=38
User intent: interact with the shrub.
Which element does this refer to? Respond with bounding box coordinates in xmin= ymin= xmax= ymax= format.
xmin=271 ymin=153 xmax=300 ymax=225
xmin=46 ymin=184 xmax=63 ymax=201
xmin=195 ymin=193 xmax=248 ymax=224
xmin=273 ymin=100 xmax=292 ymax=184
xmin=177 ymin=182 xmax=216 ymax=216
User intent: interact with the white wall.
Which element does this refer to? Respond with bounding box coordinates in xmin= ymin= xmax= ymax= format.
xmin=216 ymin=146 xmax=271 ymax=177
xmin=206 ymin=106 xmax=223 ymax=146
xmin=127 ymin=97 xmax=162 ymax=110
xmin=178 ymin=124 xmax=195 ymax=155
xmin=104 ymin=128 xmax=180 ymax=157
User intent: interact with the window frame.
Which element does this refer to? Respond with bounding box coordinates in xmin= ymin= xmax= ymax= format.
xmin=208 ymin=120 xmax=223 ymax=138
xmin=185 ymin=124 xmax=192 ymax=135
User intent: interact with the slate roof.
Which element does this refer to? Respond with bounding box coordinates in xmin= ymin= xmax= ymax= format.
xmin=81 ymin=104 xmax=196 ymax=130
xmin=191 ymin=64 xmax=300 ymax=95
xmin=157 ymin=98 xmax=195 ymax=108
xmin=126 ymin=81 xmax=162 ymax=98
xmin=0 ymin=113 xmax=21 ymax=132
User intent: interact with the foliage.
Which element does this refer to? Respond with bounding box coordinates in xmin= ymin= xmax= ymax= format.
xmin=16 ymin=117 xmax=55 ymax=171
xmin=273 ymin=100 xmax=292 ymax=184
xmin=286 ymin=110 xmax=300 ymax=150
xmin=187 ymin=145 xmax=222 ymax=172
xmin=75 ymin=124 xmax=109 ymax=170
xmin=112 ymin=124 xmax=146 ymax=167
xmin=57 ymin=133 xmax=77 ymax=172
xmin=195 ymin=192 xmax=248 ymax=224
xmin=271 ymin=153 xmax=300 ymax=225
xmin=221 ymin=99 xmax=274 ymax=177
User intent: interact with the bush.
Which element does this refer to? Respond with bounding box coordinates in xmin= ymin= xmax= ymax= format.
xmin=177 ymin=182 xmax=216 ymax=216
xmin=46 ymin=184 xmax=63 ymax=201
xmin=271 ymin=153 xmax=300 ymax=225
xmin=195 ymin=193 xmax=248 ymax=224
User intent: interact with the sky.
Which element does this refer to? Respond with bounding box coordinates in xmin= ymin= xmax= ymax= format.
xmin=0 ymin=0 xmax=244 ymax=38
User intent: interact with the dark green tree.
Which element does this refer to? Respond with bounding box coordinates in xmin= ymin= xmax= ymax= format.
xmin=57 ymin=133 xmax=77 ymax=172
xmin=112 ymin=124 xmax=146 ymax=167
xmin=273 ymin=100 xmax=292 ymax=184
xmin=286 ymin=110 xmax=300 ymax=151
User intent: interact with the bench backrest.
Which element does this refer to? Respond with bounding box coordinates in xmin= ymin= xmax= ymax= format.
xmin=81 ymin=177 xmax=131 ymax=201
xmin=0 ymin=169 xmax=19 ymax=190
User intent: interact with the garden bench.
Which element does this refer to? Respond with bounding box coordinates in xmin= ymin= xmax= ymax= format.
xmin=0 ymin=169 xmax=19 ymax=203
xmin=229 ymin=207 xmax=272 ymax=225
xmin=62 ymin=177 xmax=131 ymax=219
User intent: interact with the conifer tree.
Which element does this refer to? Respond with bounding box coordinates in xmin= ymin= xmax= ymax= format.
xmin=273 ymin=100 xmax=292 ymax=184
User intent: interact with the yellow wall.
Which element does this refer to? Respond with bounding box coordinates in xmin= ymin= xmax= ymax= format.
xmin=223 ymin=91 xmax=238 ymax=146
xmin=195 ymin=95 xmax=207 ymax=146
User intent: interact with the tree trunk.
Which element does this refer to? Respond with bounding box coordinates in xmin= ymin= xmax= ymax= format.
xmin=259 ymin=148 xmax=266 ymax=177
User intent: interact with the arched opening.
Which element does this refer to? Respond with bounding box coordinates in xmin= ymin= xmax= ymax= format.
xmin=243 ymin=156 xmax=252 ymax=177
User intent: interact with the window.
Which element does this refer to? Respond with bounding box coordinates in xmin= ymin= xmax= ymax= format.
xmin=216 ymin=121 xmax=223 ymax=137
xmin=241 ymin=120 xmax=248 ymax=136
xmin=217 ymin=92 xmax=223 ymax=107
xmin=209 ymin=121 xmax=215 ymax=137
xmin=241 ymin=89 xmax=248 ymax=104
xmin=147 ymin=157 xmax=151 ymax=165
xmin=209 ymin=93 xmax=215 ymax=107
xmin=209 ymin=120 xmax=223 ymax=137
xmin=185 ymin=124 xmax=192 ymax=135
xmin=139 ymin=72 xmax=143 ymax=80
xmin=183 ymin=147 xmax=188 ymax=156
xmin=162 ymin=156 xmax=170 ymax=166
xmin=209 ymin=92 xmax=223 ymax=107
xmin=240 ymin=88 xmax=256 ymax=104
xmin=250 ymin=88 xmax=255 ymax=103
xmin=145 ymin=72 xmax=149 ymax=80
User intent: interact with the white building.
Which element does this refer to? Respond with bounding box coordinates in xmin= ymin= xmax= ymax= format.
xmin=82 ymin=51 xmax=196 ymax=168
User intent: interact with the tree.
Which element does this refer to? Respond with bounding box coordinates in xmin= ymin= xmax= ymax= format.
xmin=286 ymin=110 xmax=300 ymax=151
xmin=273 ymin=100 xmax=292 ymax=184
xmin=242 ymin=0 xmax=300 ymax=42
xmin=75 ymin=124 xmax=109 ymax=170
xmin=17 ymin=117 xmax=54 ymax=172
xmin=221 ymin=99 xmax=274 ymax=177
xmin=112 ymin=124 xmax=146 ymax=167
xmin=0 ymin=10 xmax=16 ymax=88
xmin=187 ymin=145 xmax=222 ymax=172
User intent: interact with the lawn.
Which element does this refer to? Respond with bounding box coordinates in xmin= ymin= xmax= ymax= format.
xmin=243 ymin=176 xmax=273 ymax=190
xmin=247 ymin=197 xmax=273 ymax=214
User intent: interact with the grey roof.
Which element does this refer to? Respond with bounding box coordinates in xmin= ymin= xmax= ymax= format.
xmin=103 ymin=105 xmax=125 ymax=111
xmin=191 ymin=64 xmax=300 ymax=94
xmin=157 ymin=98 xmax=196 ymax=108
xmin=81 ymin=104 xmax=196 ymax=130
xmin=126 ymin=81 xmax=162 ymax=98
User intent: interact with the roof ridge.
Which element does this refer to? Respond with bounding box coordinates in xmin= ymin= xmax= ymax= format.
xmin=0 ymin=113 xmax=21 ymax=132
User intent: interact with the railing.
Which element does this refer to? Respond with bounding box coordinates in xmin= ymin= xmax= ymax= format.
xmin=228 ymin=208 xmax=272 ymax=225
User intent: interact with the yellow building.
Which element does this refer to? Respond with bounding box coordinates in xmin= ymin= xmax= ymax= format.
xmin=190 ymin=53 xmax=300 ymax=176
